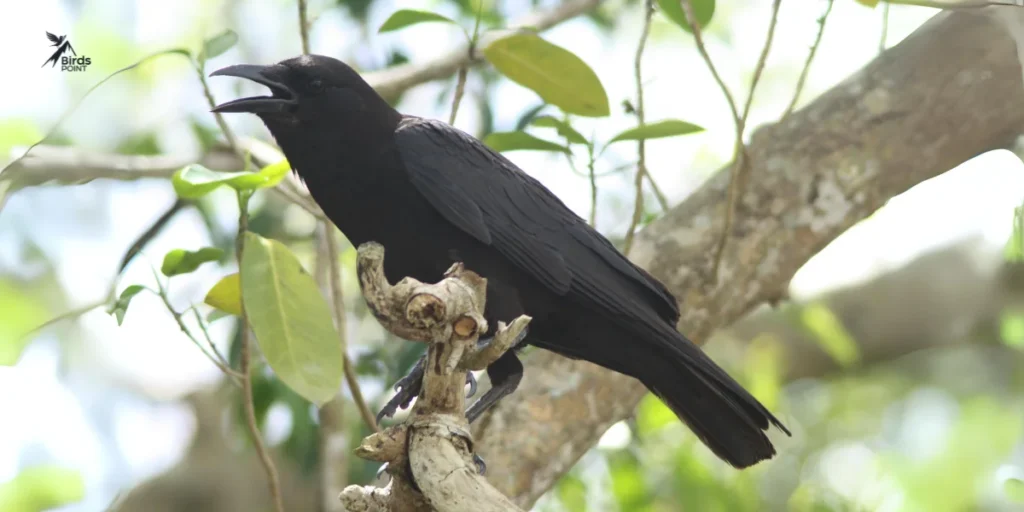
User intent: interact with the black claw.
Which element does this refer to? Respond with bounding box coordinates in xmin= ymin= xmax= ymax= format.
xmin=465 ymin=372 xmax=478 ymax=398
xmin=375 ymin=405 xmax=395 ymax=426
xmin=472 ymin=454 xmax=486 ymax=475
xmin=377 ymin=362 xmax=426 ymax=424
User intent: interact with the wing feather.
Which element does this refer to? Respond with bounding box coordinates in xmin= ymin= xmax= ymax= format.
xmin=395 ymin=118 xmax=680 ymax=323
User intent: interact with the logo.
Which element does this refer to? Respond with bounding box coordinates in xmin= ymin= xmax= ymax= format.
xmin=42 ymin=32 xmax=91 ymax=72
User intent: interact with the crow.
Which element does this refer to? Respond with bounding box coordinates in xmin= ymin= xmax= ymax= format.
xmin=212 ymin=54 xmax=789 ymax=468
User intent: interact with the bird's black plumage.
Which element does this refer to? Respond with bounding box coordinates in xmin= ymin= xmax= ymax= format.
xmin=212 ymin=54 xmax=789 ymax=468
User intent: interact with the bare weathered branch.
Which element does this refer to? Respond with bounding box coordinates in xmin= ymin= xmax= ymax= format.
xmin=342 ymin=242 xmax=529 ymax=511
xmin=472 ymin=11 xmax=1024 ymax=507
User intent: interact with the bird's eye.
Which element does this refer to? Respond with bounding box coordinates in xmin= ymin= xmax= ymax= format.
xmin=309 ymin=79 xmax=324 ymax=93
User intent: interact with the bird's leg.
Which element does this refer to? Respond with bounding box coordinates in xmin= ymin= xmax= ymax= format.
xmin=377 ymin=355 xmax=479 ymax=424
xmin=466 ymin=349 xmax=524 ymax=423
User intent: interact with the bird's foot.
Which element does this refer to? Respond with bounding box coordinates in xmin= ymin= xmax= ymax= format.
xmin=376 ymin=366 xmax=478 ymax=424
xmin=376 ymin=365 xmax=424 ymax=425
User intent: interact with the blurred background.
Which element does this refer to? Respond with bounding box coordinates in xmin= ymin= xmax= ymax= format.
xmin=2 ymin=0 xmax=1024 ymax=510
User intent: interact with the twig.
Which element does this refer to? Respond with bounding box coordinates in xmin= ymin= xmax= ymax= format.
xmin=195 ymin=64 xmax=240 ymax=153
xmin=322 ymin=224 xmax=379 ymax=433
xmin=118 ymin=199 xmax=188 ymax=274
xmin=783 ymin=0 xmax=833 ymax=119
xmin=682 ymin=0 xmax=780 ymax=282
xmin=586 ymin=148 xmax=598 ymax=228
xmin=153 ymin=281 xmax=243 ymax=382
xmin=313 ymin=223 xmax=348 ymax=512
xmin=17 ymin=297 xmax=111 ymax=345
xmin=740 ymin=0 xmax=781 ymax=123
xmin=880 ymin=1 xmax=890 ymax=54
xmin=450 ymin=67 xmax=469 ymax=125
xmin=342 ymin=355 xmax=377 ymax=432
xmin=449 ymin=2 xmax=484 ymax=126
xmin=235 ymin=190 xmax=286 ymax=512
xmin=298 ymin=0 xmax=311 ymax=54
xmin=680 ymin=1 xmax=741 ymax=132
xmin=623 ymin=0 xmax=655 ymax=256
xmin=187 ymin=306 xmax=234 ymax=370
xmin=645 ymin=173 xmax=670 ymax=212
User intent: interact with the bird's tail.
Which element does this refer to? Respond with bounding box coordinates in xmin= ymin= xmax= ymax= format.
xmin=639 ymin=330 xmax=790 ymax=468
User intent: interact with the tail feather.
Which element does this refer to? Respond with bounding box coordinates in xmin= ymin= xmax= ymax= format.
xmin=641 ymin=332 xmax=790 ymax=468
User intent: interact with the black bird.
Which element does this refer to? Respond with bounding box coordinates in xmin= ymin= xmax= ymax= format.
xmin=211 ymin=54 xmax=789 ymax=468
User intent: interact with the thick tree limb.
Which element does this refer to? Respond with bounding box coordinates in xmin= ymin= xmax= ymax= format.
xmin=341 ymin=242 xmax=530 ymax=511
xmin=471 ymin=10 xmax=1024 ymax=507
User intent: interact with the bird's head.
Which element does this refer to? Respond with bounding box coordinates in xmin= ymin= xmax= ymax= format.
xmin=210 ymin=54 xmax=397 ymax=138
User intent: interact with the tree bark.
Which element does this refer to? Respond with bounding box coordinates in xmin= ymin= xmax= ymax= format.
xmin=472 ymin=10 xmax=1024 ymax=508
xmin=340 ymin=243 xmax=530 ymax=511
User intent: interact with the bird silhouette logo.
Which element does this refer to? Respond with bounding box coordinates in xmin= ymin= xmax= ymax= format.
xmin=42 ymin=32 xmax=77 ymax=68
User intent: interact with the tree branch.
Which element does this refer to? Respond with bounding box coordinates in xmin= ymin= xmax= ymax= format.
xmin=341 ymin=243 xmax=530 ymax=511
xmin=1 ymin=0 xmax=604 ymax=212
xmin=236 ymin=191 xmax=286 ymax=512
xmin=471 ymin=10 xmax=1024 ymax=507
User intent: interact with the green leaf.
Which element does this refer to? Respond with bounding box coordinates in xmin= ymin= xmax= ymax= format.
xmin=530 ymin=116 xmax=587 ymax=145
xmin=855 ymin=0 xmax=880 ymax=6
xmin=483 ymin=33 xmax=609 ymax=117
xmin=483 ymin=131 xmax=570 ymax=154
xmin=204 ymin=273 xmax=242 ymax=316
xmin=608 ymin=119 xmax=705 ymax=144
xmin=171 ymin=161 xmax=290 ymax=199
xmin=378 ymin=9 xmax=457 ymax=33
xmin=108 ymin=285 xmax=146 ymax=326
xmin=0 ymin=465 xmax=85 ymax=512
xmin=227 ymin=159 xmax=291 ymax=191
xmin=160 ymin=247 xmax=224 ymax=277
xmin=172 ymin=165 xmax=248 ymax=198
xmin=657 ymin=0 xmax=715 ymax=33
xmin=800 ymin=302 xmax=860 ymax=367
xmin=202 ymin=30 xmax=238 ymax=60
xmin=240 ymin=232 xmax=344 ymax=406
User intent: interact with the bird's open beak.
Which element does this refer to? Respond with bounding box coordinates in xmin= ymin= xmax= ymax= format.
xmin=209 ymin=64 xmax=297 ymax=114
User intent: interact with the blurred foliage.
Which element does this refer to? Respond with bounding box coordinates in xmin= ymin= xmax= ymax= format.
xmin=886 ymin=398 xmax=1022 ymax=512
xmin=0 ymin=280 xmax=50 ymax=365
xmin=3 ymin=0 xmax=1024 ymax=511
xmin=0 ymin=466 xmax=84 ymax=512
xmin=800 ymin=303 xmax=861 ymax=368
xmin=0 ymin=119 xmax=44 ymax=158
